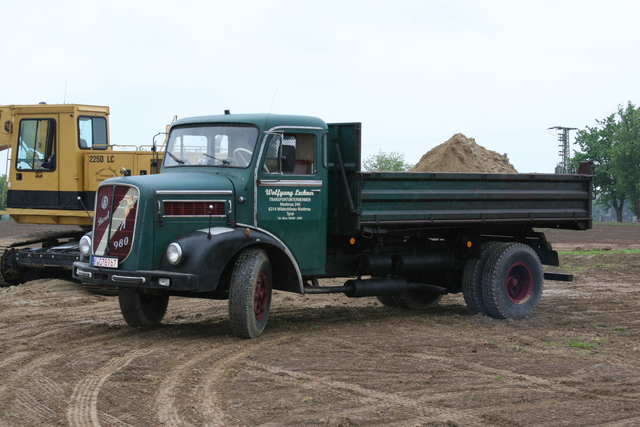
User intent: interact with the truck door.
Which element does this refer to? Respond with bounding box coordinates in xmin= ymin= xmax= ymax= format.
xmin=256 ymin=131 xmax=327 ymax=276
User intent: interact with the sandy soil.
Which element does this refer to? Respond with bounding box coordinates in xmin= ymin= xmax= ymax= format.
xmin=0 ymin=221 xmax=639 ymax=426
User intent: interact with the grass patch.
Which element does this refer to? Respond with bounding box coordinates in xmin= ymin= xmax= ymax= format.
xmin=558 ymin=248 xmax=640 ymax=256
xmin=568 ymin=339 xmax=599 ymax=350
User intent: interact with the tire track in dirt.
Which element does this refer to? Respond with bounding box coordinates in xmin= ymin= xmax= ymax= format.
xmin=0 ymin=321 xmax=140 ymax=425
xmin=14 ymin=389 xmax=57 ymax=422
xmin=599 ymin=415 xmax=640 ymax=426
xmin=0 ymin=354 xmax=64 ymax=398
xmin=153 ymin=335 xmax=290 ymax=427
xmin=0 ymin=351 xmax=31 ymax=369
xmin=245 ymin=360 xmax=485 ymax=426
xmin=0 ymin=316 xmax=118 ymax=343
xmin=411 ymin=349 xmax=640 ymax=419
xmin=67 ymin=346 xmax=160 ymax=427
xmin=0 ymin=354 xmax=64 ymax=426
xmin=30 ymin=368 xmax=66 ymax=396
xmin=308 ymin=334 xmax=638 ymax=423
xmin=413 ymin=353 xmax=582 ymax=396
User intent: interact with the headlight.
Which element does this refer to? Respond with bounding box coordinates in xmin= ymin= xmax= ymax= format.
xmin=166 ymin=242 xmax=183 ymax=266
xmin=79 ymin=235 xmax=92 ymax=257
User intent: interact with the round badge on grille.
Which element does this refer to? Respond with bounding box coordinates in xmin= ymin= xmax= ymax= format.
xmin=101 ymin=196 xmax=109 ymax=210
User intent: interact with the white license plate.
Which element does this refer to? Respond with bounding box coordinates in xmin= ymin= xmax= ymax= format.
xmin=91 ymin=256 xmax=119 ymax=269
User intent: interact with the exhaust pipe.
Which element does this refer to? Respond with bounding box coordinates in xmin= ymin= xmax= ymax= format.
xmin=343 ymin=278 xmax=446 ymax=298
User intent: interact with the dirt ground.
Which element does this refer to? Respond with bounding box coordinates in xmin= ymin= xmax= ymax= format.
xmin=0 ymin=221 xmax=639 ymax=426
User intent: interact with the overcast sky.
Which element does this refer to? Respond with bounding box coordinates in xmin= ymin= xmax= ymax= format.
xmin=2 ymin=0 xmax=639 ymax=174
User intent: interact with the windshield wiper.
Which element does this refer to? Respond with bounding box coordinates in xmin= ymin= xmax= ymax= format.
xmin=202 ymin=152 xmax=230 ymax=164
xmin=167 ymin=151 xmax=185 ymax=165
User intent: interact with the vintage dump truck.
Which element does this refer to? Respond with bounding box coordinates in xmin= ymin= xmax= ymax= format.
xmin=73 ymin=113 xmax=593 ymax=338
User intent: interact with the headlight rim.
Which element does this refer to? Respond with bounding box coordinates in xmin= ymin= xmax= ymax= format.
xmin=166 ymin=242 xmax=183 ymax=266
xmin=79 ymin=235 xmax=92 ymax=257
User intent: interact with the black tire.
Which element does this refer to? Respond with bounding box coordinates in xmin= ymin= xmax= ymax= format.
xmin=393 ymin=289 xmax=442 ymax=310
xmin=118 ymin=287 xmax=169 ymax=327
xmin=461 ymin=241 xmax=504 ymax=314
xmin=376 ymin=295 xmax=399 ymax=307
xmin=229 ymin=248 xmax=272 ymax=339
xmin=481 ymin=243 xmax=544 ymax=320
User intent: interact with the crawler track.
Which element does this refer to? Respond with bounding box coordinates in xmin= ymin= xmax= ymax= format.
xmin=0 ymin=229 xmax=84 ymax=286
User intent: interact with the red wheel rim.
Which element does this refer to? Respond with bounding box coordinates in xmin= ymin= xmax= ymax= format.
xmin=254 ymin=270 xmax=269 ymax=321
xmin=504 ymin=261 xmax=534 ymax=304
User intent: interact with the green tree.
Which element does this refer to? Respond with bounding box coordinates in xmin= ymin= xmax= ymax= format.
xmin=362 ymin=150 xmax=413 ymax=172
xmin=572 ymin=102 xmax=640 ymax=222
xmin=611 ymin=102 xmax=640 ymax=218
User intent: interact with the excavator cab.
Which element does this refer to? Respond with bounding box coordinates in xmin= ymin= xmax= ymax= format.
xmin=1 ymin=104 xmax=160 ymax=227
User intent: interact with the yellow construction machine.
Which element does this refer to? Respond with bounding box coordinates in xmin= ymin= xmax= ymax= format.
xmin=0 ymin=103 xmax=163 ymax=286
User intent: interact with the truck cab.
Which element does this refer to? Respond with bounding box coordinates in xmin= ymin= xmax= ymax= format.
xmin=74 ymin=113 xmax=339 ymax=337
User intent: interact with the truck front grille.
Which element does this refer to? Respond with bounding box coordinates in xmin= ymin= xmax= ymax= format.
xmin=93 ymin=184 xmax=140 ymax=262
xmin=163 ymin=201 xmax=225 ymax=216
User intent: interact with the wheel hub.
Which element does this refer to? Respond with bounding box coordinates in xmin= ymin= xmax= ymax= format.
xmin=504 ymin=261 xmax=533 ymax=304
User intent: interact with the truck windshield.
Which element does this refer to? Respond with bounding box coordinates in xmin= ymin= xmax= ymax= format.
xmin=164 ymin=124 xmax=259 ymax=168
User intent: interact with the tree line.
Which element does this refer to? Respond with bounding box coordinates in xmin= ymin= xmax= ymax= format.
xmin=572 ymin=101 xmax=640 ymax=222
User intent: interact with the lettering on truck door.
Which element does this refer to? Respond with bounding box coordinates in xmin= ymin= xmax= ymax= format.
xmin=256 ymin=132 xmax=327 ymax=275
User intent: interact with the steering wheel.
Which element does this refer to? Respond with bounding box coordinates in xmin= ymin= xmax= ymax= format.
xmin=232 ymin=148 xmax=252 ymax=166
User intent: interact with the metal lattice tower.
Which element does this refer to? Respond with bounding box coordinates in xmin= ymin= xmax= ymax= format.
xmin=549 ymin=126 xmax=577 ymax=173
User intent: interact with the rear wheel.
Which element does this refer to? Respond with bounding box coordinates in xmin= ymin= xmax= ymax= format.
xmin=118 ymin=287 xmax=169 ymax=327
xmin=393 ymin=289 xmax=442 ymax=310
xmin=461 ymin=241 xmax=503 ymax=314
xmin=229 ymin=249 xmax=272 ymax=339
xmin=481 ymin=243 xmax=543 ymax=320
xmin=376 ymin=295 xmax=398 ymax=307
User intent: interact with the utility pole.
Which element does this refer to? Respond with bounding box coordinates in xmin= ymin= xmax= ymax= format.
xmin=549 ymin=126 xmax=577 ymax=173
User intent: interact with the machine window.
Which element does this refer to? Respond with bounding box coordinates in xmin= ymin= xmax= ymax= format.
xmin=78 ymin=116 xmax=108 ymax=150
xmin=16 ymin=119 xmax=56 ymax=171
xmin=264 ymin=133 xmax=316 ymax=175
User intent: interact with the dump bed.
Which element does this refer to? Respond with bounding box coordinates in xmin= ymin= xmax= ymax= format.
xmin=356 ymin=170 xmax=592 ymax=232
xmin=326 ymin=123 xmax=593 ymax=236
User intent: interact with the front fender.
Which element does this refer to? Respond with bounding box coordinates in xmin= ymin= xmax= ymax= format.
xmin=160 ymin=227 xmax=302 ymax=294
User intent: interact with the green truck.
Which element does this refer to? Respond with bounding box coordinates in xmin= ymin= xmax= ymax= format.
xmin=73 ymin=113 xmax=593 ymax=339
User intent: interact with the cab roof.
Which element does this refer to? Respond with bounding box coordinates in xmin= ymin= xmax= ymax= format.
xmin=171 ymin=113 xmax=328 ymax=133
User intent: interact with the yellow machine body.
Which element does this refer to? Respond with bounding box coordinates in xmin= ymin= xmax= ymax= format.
xmin=0 ymin=104 xmax=161 ymax=227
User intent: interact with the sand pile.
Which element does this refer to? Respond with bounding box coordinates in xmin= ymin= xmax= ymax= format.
xmin=410 ymin=133 xmax=518 ymax=173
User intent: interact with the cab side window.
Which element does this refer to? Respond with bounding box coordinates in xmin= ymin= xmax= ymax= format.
xmin=16 ymin=119 xmax=56 ymax=171
xmin=264 ymin=133 xmax=316 ymax=175
xmin=78 ymin=116 xmax=108 ymax=150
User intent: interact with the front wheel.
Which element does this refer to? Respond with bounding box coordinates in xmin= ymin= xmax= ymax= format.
xmin=229 ymin=249 xmax=272 ymax=339
xmin=118 ymin=287 xmax=169 ymax=327
xmin=481 ymin=243 xmax=543 ymax=320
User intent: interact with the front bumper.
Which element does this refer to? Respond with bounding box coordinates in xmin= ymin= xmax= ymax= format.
xmin=73 ymin=262 xmax=200 ymax=291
